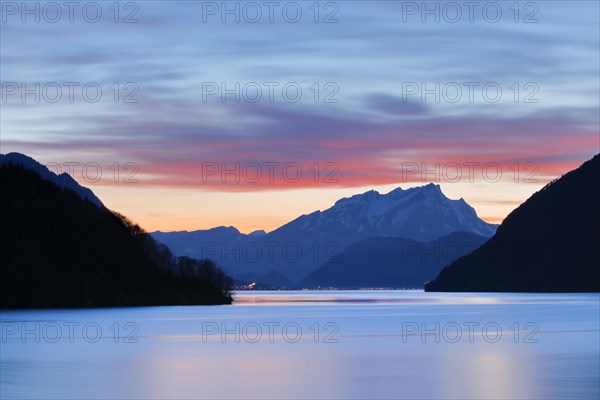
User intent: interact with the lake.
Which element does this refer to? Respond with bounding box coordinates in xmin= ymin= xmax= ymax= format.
xmin=1 ymin=291 xmax=599 ymax=399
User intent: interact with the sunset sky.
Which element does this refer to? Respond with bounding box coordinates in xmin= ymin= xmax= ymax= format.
xmin=1 ymin=1 xmax=599 ymax=233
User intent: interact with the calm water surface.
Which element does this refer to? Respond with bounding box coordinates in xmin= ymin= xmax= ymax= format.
xmin=1 ymin=291 xmax=599 ymax=399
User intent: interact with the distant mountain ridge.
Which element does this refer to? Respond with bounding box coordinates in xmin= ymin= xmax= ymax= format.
xmin=300 ymin=231 xmax=489 ymax=289
xmin=426 ymin=154 xmax=600 ymax=292
xmin=153 ymin=183 xmax=497 ymax=283
xmin=0 ymin=152 xmax=104 ymax=207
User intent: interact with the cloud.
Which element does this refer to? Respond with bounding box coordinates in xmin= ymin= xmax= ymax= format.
xmin=4 ymin=99 xmax=597 ymax=191
xmin=1 ymin=0 xmax=598 ymax=193
xmin=366 ymin=93 xmax=429 ymax=116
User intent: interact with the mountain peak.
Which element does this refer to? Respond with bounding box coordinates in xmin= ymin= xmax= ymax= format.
xmin=249 ymin=229 xmax=267 ymax=237
xmin=425 ymin=182 xmax=441 ymax=190
xmin=211 ymin=226 xmax=241 ymax=234
xmin=335 ymin=183 xmax=444 ymax=207
xmin=413 ymin=182 xmax=443 ymax=195
xmin=356 ymin=189 xmax=381 ymax=199
xmin=333 ymin=189 xmax=380 ymax=207
xmin=386 ymin=186 xmax=405 ymax=197
xmin=294 ymin=182 xmax=497 ymax=242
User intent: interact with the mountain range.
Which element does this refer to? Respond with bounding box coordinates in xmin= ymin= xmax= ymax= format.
xmin=153 ymin=183 xmax=498 ymax=285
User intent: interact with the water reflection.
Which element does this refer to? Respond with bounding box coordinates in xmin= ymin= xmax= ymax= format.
xmin=1 ymin=291 xmax=599 ymax=399
xmin=232 ymin=290 xmax=594 ymax=305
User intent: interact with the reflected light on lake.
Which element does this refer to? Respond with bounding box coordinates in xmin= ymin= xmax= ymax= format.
xmin=1 ymin=291 xmax=598 ymax=399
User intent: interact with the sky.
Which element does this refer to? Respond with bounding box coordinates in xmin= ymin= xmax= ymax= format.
xmin=1 ymin=0 xmax=599 ymax=233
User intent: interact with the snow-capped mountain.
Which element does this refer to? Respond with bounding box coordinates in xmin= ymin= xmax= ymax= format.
xmin=0 ymin=152 xmax=104 ymax=207
xmin=153 ymin=183 xmax=497 ymax=283
xmin=272 ymin=183 xmax=496 ymax=243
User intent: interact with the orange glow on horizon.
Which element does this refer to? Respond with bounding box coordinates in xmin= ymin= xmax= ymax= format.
xmin=91 ymin=180 xmax=533 ymax=234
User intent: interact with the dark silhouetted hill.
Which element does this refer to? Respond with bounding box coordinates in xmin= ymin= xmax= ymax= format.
xmin=0 ymin=160 xmax=233 ymax=308
xmin=299 ymin=232 xmax=488 ymax=288
xmin=425 ymin=154 xmax=600 ymax=292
